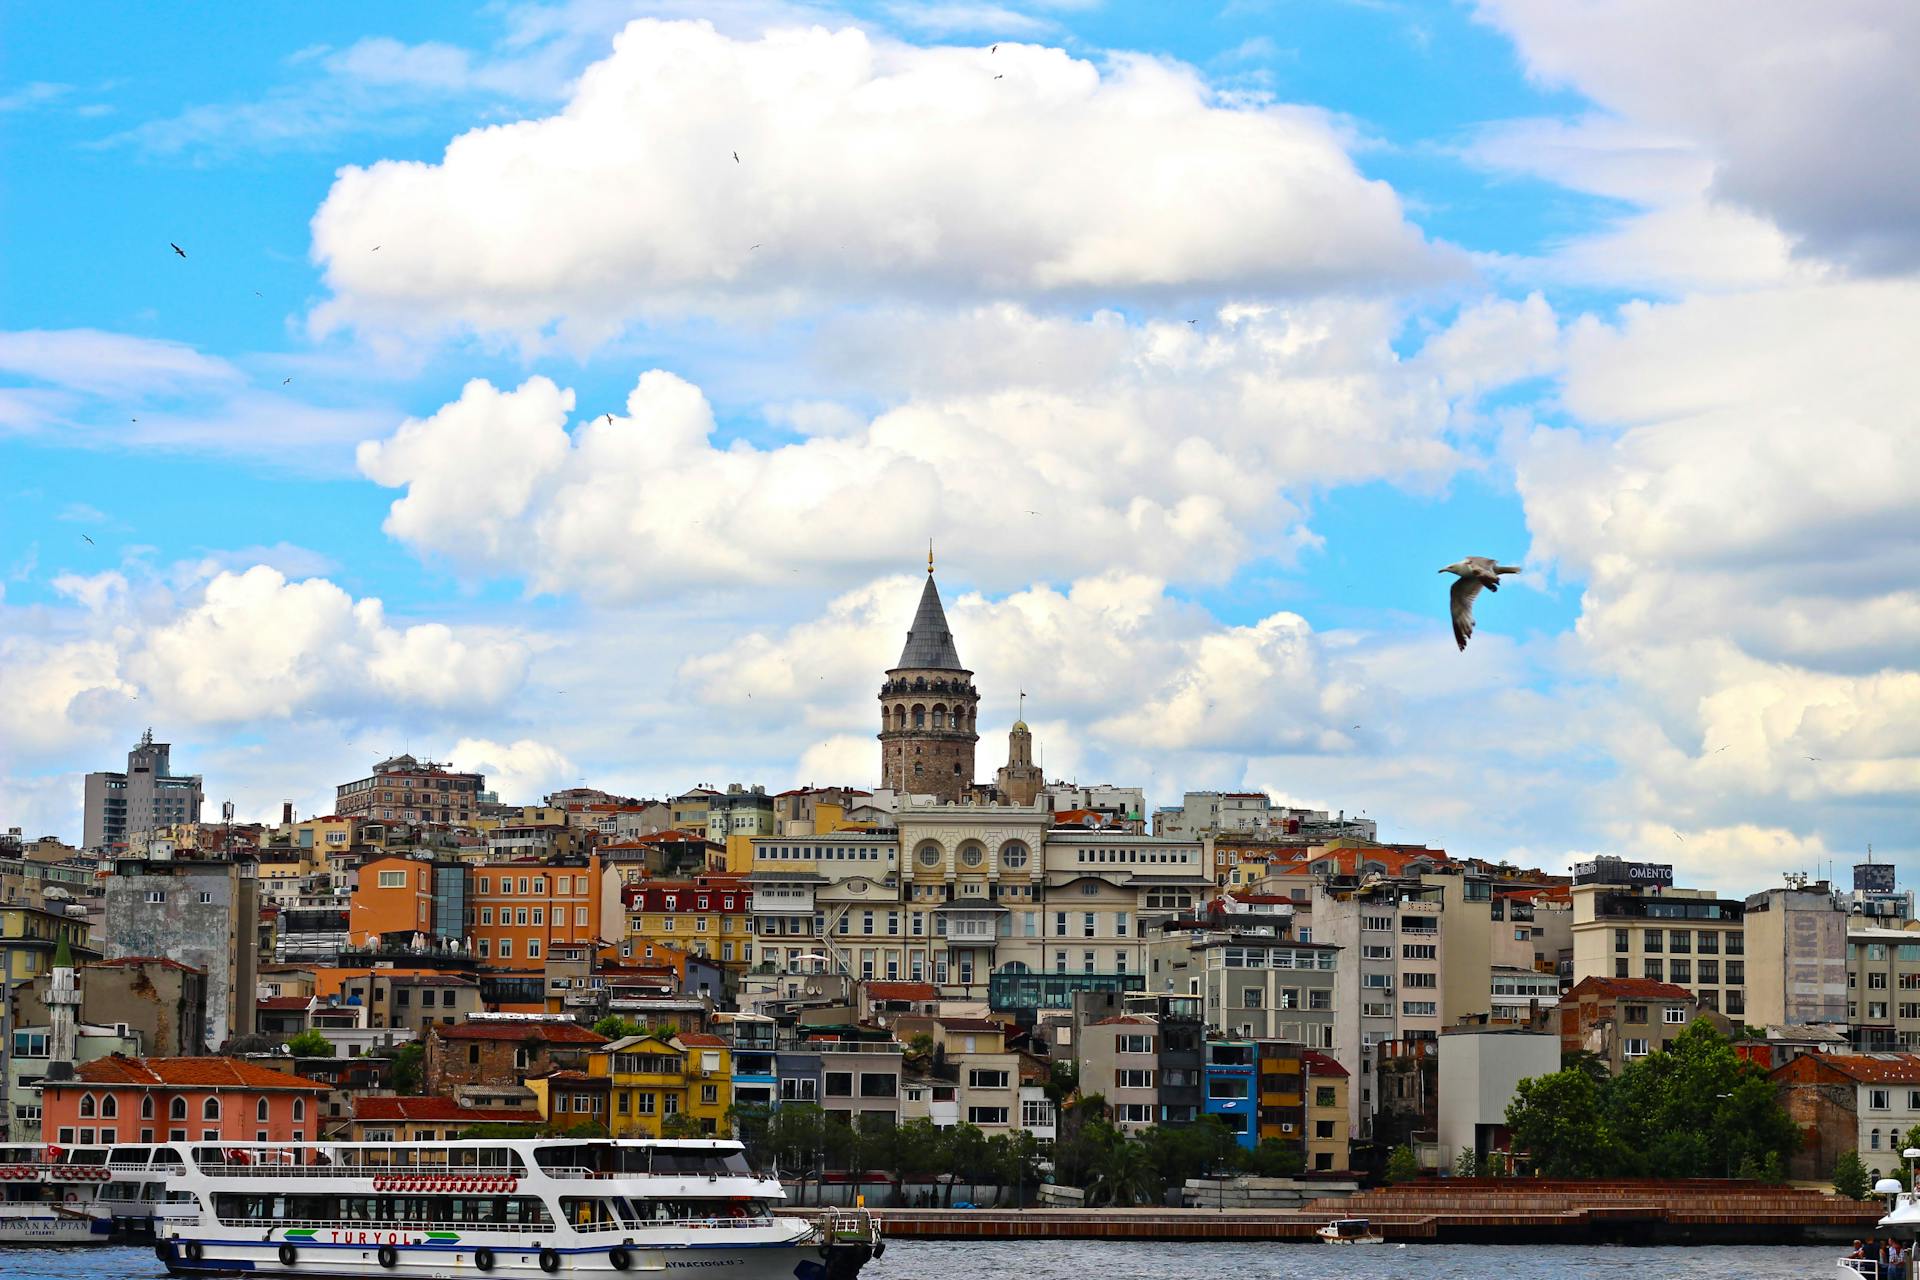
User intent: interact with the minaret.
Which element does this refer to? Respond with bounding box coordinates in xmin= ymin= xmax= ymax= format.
xmin=46 ymin=934 xmax=80 ymax=1082
xmin=878 ymin=549 xmax=979 ymax=803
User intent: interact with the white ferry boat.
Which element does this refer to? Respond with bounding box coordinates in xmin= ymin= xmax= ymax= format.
xmin=0 ymin=1142 xmax=172 ymax=1244
xmin=154 ymin=1138 xmax=884 ymax=1280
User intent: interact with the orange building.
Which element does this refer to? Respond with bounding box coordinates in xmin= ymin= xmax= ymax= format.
xmin=347 ymin=855 xmax=436 ymax=945
xmin=42 ymin=1055 xmax=328 ymax=1146
xmin=467 ymin=856 xmax=619 ymax=970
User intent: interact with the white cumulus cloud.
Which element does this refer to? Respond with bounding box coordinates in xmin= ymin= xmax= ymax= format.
xmin=309 ymin=19 xmax=1454 ymax=345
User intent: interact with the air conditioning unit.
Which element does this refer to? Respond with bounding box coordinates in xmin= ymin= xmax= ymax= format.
xmin=1280 ymin=1123 xmax=1295 ymax=1133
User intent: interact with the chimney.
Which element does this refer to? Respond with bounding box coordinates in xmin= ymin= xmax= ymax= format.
xmin=283 ymin=801 xmax=295 ymax=825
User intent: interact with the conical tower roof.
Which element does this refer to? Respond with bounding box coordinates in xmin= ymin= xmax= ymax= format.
xmin=895 ymin=573 xmax=965 ymax=671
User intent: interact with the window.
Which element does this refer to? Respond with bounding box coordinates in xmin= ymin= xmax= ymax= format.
xmin=293 ymin=1098 xmax=305 ymax=1121
xmin=202 ymin=1097 xmax=220 ymax=1121
xmin=1871 ymin=1089 xmax=1892 ymax=1111
xmin=780 ymin=1078 xmax=817 ymax=1102
xmin=1663 ymin=1006 xmax=1686 ymax=1024
xmin=256 ymin=1098 xmax=269 ymax=1122
xmin=145 ymin=891 xmax=165 ymax=904
xmin=142 ymin=1095 xmax=154 ymax=1119
xmin=1314 ymin=1086 xmax=1337 ymax=1108
xmin=1114 ymin=1069 xmax=1154 ymax=1089
xmin=499 ymin=939 xmax=512 ymax=959
xmin=1118 ymin=1034 xmax=1155 ymax=1054
xmin=824 ymin=1072 xmax=854 ymax=1098
xmin=1403 ymin=972 xmax=1437 ymax=989
xmin=1669 ymin=959 xmax=1692 ymax=984
xmin=967 ymin=1107 xmax=1009 ymax=1125
xmin=1242 ymin=988 xmax=1262 ymax=1009
xmin=377 ymin=870 xmax=407 ymax=888
xmin=170 ymin=1097 xmax=186 ymax=1120
xmin=1872 ymin=972 xmax=1890 ymax=990
xmin=1625 ymin=1004 xmax=1649 ymax=1024
xmin=637 ymin=1093 xmax=656 ymax=1116
xmin=1402 ymin=944 xmax=1436 ymax=960
xmin=968 ymin=1069 xmax=1010 ymax=1090
xmin=1624 ymin=1038 xmax=1650 ymax=1057
xmin=1401 ymin=1001 xmax=1437 ymax=1017
xmin=1644 ymin=959 xmax=1664 ymax=981
xmin=527 ymin=940 xmax=541 ymax=959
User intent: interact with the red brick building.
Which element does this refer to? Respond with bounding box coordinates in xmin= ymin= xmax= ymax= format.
xmin=424 ymin=1020 xmax=607 ymax=1095
xmin=1770 ymin=1052 xmax=1920 ymax=1182
xmin=346 ymin=1095 xmax=541 ymax=1142
xmin=42 ymin=1055 xmax=328 ymax=1146
xmin=1557 ymin=976 xmax=1700 ymax=1072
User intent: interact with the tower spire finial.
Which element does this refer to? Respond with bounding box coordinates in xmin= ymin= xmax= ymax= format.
xmin=928 ymin=539 xmax=935 ymax=576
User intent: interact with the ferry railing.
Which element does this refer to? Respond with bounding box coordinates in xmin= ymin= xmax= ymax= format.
xmin=185 ymin=1162 xmax=526 ymax=1178
xmin=185 ymin=1214 xmax=779 ymax=1235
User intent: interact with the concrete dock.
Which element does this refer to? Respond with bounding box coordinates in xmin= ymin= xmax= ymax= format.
xmin=825 ymin=1180 xmax=1881 ymax=1245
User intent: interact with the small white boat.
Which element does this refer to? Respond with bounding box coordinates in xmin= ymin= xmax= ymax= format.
xmin=154 ymin=1137 xmax=883 ymax=1279
xmin=1316 ymin=1217 xmax=1384 ymax=1245
xmin=1837 ymin=1153 xmax=1918 ymax=1277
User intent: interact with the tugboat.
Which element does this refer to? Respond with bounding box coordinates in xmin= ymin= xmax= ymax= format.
xmin=154 ymin=1137 xmax=883 ymax=1279
xmin=1316 ymin=1217 xmax=1384 ymax=1245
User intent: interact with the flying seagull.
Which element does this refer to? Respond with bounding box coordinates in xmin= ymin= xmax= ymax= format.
xmin=81 ymin=534 xmax=95 ymax=546
xmin=605 ymin=414 xmax=613 ymax=425
xmin=994 ymin=74 xmax=1004 ymax=80
xmin=1440 ymin=556 xmax=1521 ymax=650
xmin=732 ymin=151 xmax=740 ymax=163
xmin=282 ymin=377 xmax=291 ymax=385
xmin=170 ymin=243 xmax=186 ymax=258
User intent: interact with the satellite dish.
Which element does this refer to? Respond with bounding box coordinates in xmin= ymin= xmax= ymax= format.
xmin=1876 ymin=1178 xmax=1904 ymax=1195
xmin=279 ymin=1043 xmax=293 ymax=1056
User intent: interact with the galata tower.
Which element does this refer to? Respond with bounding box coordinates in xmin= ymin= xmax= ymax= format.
xmin=878 ymin=552 xmax=979 ymax=802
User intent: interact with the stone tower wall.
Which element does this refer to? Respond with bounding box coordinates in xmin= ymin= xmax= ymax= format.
xmin=879 ymin=667 xmax=979 ymax=803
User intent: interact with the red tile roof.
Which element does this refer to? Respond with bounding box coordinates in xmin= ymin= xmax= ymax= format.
xmin=675 ymin=1033 xmax=727 ymax=1048
xmin=1565 ymin=976 xmax=1696 ymax=1003
xmin=1784 ymin=1053 xmax=1920 ymax=1085
xmin=1303 ymin=1050 xmax=1349 ymax=1079
xmin=352 ymin=1096 xmax=541 ymax=1124
xmin=864 ymin=982 xmax=938 ymax=1002
xmin=1092 ymin=1015 xmax=1150 ymax=1026
xmin=256 ymin=996 xmax=312 ymax=1011
xmin=67 ymin=1055 xmax=328 ymax=1091
xmin=433 ymin=1022 xmax=607 ymax=1045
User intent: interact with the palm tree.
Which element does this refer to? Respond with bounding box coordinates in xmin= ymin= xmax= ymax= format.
xmin=1086 ymin=1131 xmax=1156 ymax=1207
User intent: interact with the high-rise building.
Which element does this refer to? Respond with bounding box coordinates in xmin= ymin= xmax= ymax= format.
xmin=1568 ymin=857 xmax=1747 ymax=1017
xmin=877 ymin=558 xmax=978 ymax=802
xmin=101 ymin=856 xmax=258 ymax=1049
xmin=81 ymin=730 xmax=203 ymax=852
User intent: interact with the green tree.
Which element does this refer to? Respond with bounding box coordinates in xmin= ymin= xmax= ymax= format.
xmin=1043 ymin=1059 xmax=1079 ymax=1109
xmin=1506 ymin=1068 xmax=1616 ymax=1178
xmin=593 ymin=1015 xmax=645 ymax=1040
xmin=1833 ymin=1149 xmax=1872 ymax=1200
xmin=987 ymin=1130 xmax=1044 ymax=1207
xmin=456 ymin=1122 xmax=542 ymax=1139
xmin=1138 ymin=1117 xmax=1237 ymax=1192
xmin=660 ymin=1111 xmax=705 ymax=1139
xmin=1454 ymin=1146 xmax=1482 ymax=1178
xmin=387 ymin=1041 xmax=424 ymax=1096
xmin=1243 ymin=1138 xmax=1306 ymax=1179
xmin=1385 ymin=1144 xmax=1420 ymax=1185
xmin=1084 ymin=1126 xmax=1156 ymax=1207
xmin=284 ymin=1029 xmax=333 ymax=1058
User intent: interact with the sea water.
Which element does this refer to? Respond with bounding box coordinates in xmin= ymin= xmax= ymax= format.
xmin=0 ymin=1241 xmax=1849 ymax=1280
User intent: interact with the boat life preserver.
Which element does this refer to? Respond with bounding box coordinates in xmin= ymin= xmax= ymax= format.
xmin=608 ymin=1248 xmax=633 ymax=1271
xmin=538 ymin=1248 xmax=561 ymax=1273
xmin=726 ymin=1204 xmax=747 ymax=1219
xmin=377 ymin=1244 xmax=399 ymax=1269
xmin=64 ymin=1192 xmax=78 ymax=1204
xmin=183 ymin=1242 xmax=204 ymax=1262
xmin=278 ymin=1243 xmax=298 ymax=1266
xmin=472 ymin=1248 xmax=495 ymax=1272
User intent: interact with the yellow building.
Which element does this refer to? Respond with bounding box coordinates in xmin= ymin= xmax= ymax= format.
xmin=0 ymin=905 xmax=97 ymax=980
xmin=622 ymin=878 xmax=752 ymax=968
xmin=588 ymin=1033 xmax=732 ymax=1137
xmin=1303 ymin=1050 xmax=1351 ymax=1173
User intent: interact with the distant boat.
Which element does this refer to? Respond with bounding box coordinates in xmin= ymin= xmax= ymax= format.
xmin=1317 ymin=1217 xmax=1384 ymax=1245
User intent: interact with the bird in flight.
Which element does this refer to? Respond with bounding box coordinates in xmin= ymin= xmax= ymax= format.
xmin=371 ymin=245 xmax=381 ymax=252
xmin=1440 ymin=556 xmax=1521 ymax=650
xmin=1187 ymin=319 xmax=1197 ymax=325
xmin=750 ymin=243 xmax=761 ymax=250
xmin=81 ymin=534 xmax=95 ymax=546
xmin=732 ymin=151 xmax=740 ymax=163
xmin=282 ymin=377 xmax=292 ymax=385
xmin=992 ymin=44 xmax=998 ymax=52
xmin=605 ymin=414 xmax=613 ymax=426
xmin=994 ymin=74 xmax=1004 ymax=80
xmin=170 ymin=243 xmax=186 ymax=258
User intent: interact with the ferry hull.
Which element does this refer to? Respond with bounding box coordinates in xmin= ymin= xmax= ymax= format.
xmin=158 ymin=1236 xmax=878 ymax=1280
xmin=0 ymin=1212 xmax=114 ymax=1244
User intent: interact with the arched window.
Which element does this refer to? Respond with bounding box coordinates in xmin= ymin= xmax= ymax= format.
xmin=292 ymin=1098 xmax=305 ymax=1121
xmin=1873 ymin=1129 xmax=1883 ymax=1150
xmin=169 ymin=1097 xmax=186 ymax=1120
xmin=101 ymin=1095 xmax=117 ymax=1118
xmin=203 ymin=1096 xmax=221 ymax=1121
xmin=256 ymin=1097 xmax=269 ymax=1122
xmin=912 ymin=705 xmax=925 ymax=729
xmin=79 ymin=1093 xmax=96 ymax=1118
xmin=142 ymin=1095 xmax=154 ymax=1119
xmin=932 ymin=705 xmax=946 ymax=730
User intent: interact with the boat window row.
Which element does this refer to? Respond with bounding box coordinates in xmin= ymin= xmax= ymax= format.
xmin=531 ymin=1145 xmax=752 ymax=1177
xmin=213 ymin=1193 xmax=555 ymax=1228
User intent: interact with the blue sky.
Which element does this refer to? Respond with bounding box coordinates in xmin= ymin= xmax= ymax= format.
xmin=3 ymin=1 xmax=1914 ymax=896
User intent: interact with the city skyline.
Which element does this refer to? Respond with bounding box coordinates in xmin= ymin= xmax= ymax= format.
xmin=4 ymin=3 xmax=1916 ymax=897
